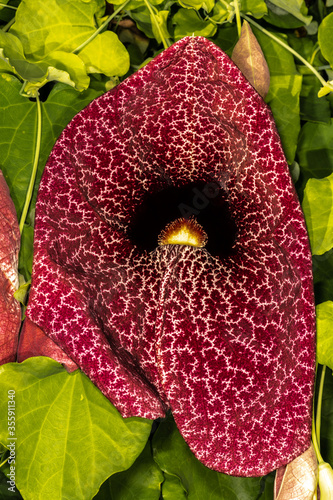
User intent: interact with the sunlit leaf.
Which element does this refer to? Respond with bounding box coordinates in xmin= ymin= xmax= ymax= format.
xmin=316 ymin=301 xmax=333 ymax=370
xmin=0 ymin=357 xmax=152 ymax=500
xmin=241 ymin=0 xmax=267 ymax=19
xmin=302 ymin=173 xmax=333 ymax=255
xmin=78 ymin=31 xmax=129 ymax=77
xmin=318 ymin=12 xmax=333 ymax=68
xmin=3 ymin=0 xmax=128 ymax=91
xmin=173 ymin=9 xmax=217 ymax=39
xmin=264 ymin=0 xmax=312 ymax=28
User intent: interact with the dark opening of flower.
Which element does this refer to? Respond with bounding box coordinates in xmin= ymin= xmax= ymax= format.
xmin=26 ymin=37 xmax=316 ymax=477
xmin=129 ymin=182 xmax=236 ymax=256
xmin=158 ymin=216 xmax=207 ymax=248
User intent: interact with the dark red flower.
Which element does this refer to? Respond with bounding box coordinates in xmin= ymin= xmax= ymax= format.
xmin=26 ymin=36 xmax=316 ymax=476
xmin=0 ymin=170 xmax=21 ymax=365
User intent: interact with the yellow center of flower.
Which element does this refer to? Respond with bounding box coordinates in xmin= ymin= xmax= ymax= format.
xmin=158 ymin=217 xmax=207 ymax=248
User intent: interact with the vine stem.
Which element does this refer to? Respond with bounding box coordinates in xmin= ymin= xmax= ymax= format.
xmin=0 ymin=2 xmax=17 ymax=9
xmin=143 ymin=0 xmax=169 ymax=50
xmin=2 ymin=16 xmax=15 ymax=31
xmin=19 ymin=96 xmax=42 ymax=234
xmin=311 ymin=364 xmax=325 ymax=464
xmin=241 ymin=13 xmax=330 ymax=90
xmin=316 ymin=364 xmax=326 ymax=452
xmin=233 ymin=0 xmax=242 ymax=38
xmin=73 ymin=0 xmax=131 ymax=54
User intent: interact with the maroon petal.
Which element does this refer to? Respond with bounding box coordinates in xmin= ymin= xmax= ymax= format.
xmin=26 ymin=37 xmax=315 ymax=476
xmin=0 ymin=170 xmax=21 ymax=365
xmin=17 ymin=317 xmax=78 ymax=372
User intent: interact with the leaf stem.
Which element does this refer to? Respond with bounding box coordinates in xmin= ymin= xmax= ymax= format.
xmin=19 ymin=96 xmax=42 ymax=234
xmin=241 ymin=13 xmax=329 ymax=89
xmin=73 ymin=0 xmax=131 ymax=54
xmin=233 ymin=0 xmax=242 ymax=38
xmin=309 ymin=45 xmax=321 ymax=66
xmin=317 ymin=65 xmax=331 ymax=71
xmin=143 ymin=0 xmax=169 ymax=50
xmin=312 ymin=364 xmax=324 ymax=464
xmin=316 ymin=364 xmax=326 ymax=450
xmin=1 ymin=16 xmax=15 ymax=31
xmin=0 ymin=2 xmax=17 ymax=9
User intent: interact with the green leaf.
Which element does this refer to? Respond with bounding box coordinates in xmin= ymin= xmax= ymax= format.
xmin=0 ymin=470 xmax=23 ymax=499
xmin=10 ymin=0 xmax=105 ymax=60
xmin=178 ymin=0 xmax=215 ymax=13
xmin=18 ymin=222 xmax=34 ymax=281
xmin=252 ymin=23 xmax=302 ymax=159
xmin=161 ymin=472 xmax=187 ymax=499
xmin=297 ymin=119 xmax=333 ymax=182
xmin=130 ymin=7 xmax=155 ymax=39
xmin=241 ymin=0 xmax=267 ymax=19
xmin=321 ymin=367 xmax=333 ymax=467
xmin=78 ymin=31 xmax=129 ymax=77
xmin=173 ymin=8 xmax=216 ymax=40
xmin=264 ymin=0 xmax=312 ymax=28
xmin=318 ymin=12 xmax=333 ymax=68
xmin=0 ymin=1 xmax=18 ymax=24
xmin=209 ymin=2 xmax=231 ymax=25
xmin=252 ymin=28 xmax=298 ymax=76
xmin=45 ymin=51 xmax=90 ymax=91
xmin=260 ymin=473 xmax=275 ymax=500
xmin=209 ymin=0 xmax=266 ymax=23
xmin=302 ymin=172 xmax=333 ymax=255
xmin=316 ymin=301 xmax=333 ymax=370
xmin=299 ymin=74 xmax=332 ymax=124
xmin=150 ymin=10 xmax=171 ymax=45
xmin=4 ymin=0 xmax=128 ymax=92
xmin=265 ymin=74 xmax=302 ymax=164
xmin=0 ymin=357 xmax=152 ymax=500
xmin=94 ymin=441 xmax=163 ymax=499
xmin=313 ymin=249 xmax=333 ymax=304
xmin=212 ymin=24 xmax=238 ymax=55
xmin=0 ymin=76 xmax=102 ymax=279
xmin=0 ymin=31 xmax=47 ymax=83
xmin=152 ymin=414 xmax=261 ymax=499
xmin=0 ymin=75 xmax=102 ymax=219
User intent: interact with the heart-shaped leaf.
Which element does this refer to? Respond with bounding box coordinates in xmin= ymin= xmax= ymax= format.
xmin=0 ymin=357 xmax=152 ymax=500
xmin=302 ymin=172 xmax=333 ymax=255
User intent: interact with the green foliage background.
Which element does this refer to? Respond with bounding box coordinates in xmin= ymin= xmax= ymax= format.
xmin=0 ymin=0 xmax=333 ymax=498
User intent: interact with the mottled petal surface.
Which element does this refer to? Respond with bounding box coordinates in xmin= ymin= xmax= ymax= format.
xmin=26 ymin=37 xmax=316 ymax=476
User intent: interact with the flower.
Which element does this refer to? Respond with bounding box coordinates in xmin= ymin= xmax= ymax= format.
xmin=26 ymin=36 xmax=316 ymax=476
xmin=0 ymin=170 xmax=21 ymax=365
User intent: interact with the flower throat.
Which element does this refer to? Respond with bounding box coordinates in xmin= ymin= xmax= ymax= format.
xmin=129 ymin=182 xmax=237 ymax=257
